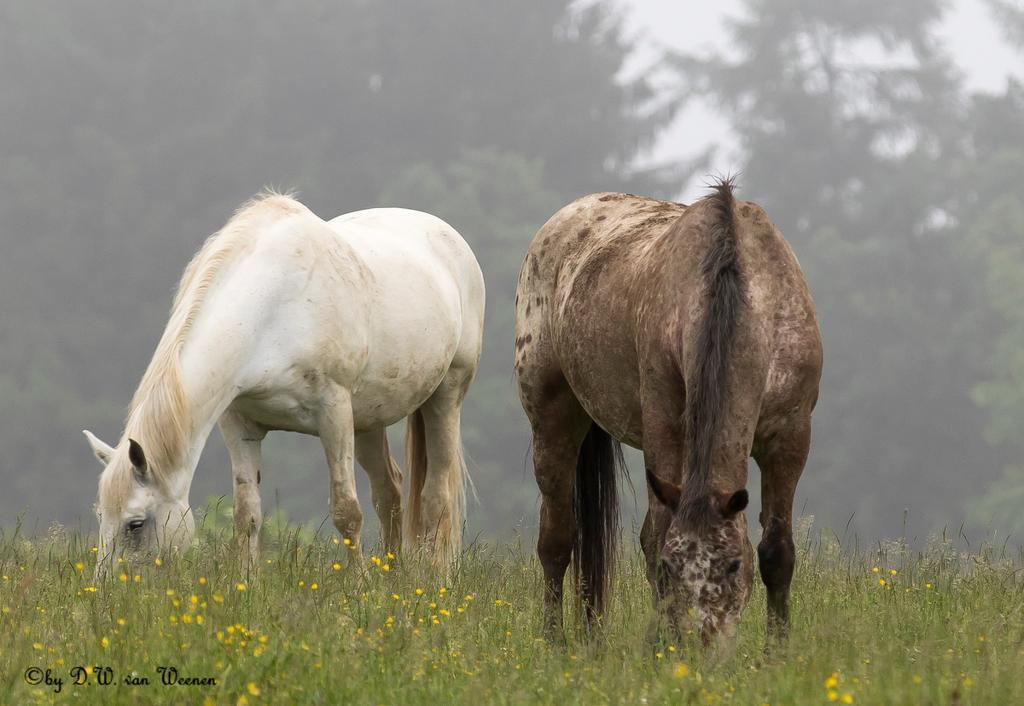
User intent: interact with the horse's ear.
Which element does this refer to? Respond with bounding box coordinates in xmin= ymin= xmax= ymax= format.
xmin=83 ymin=430 xmax=115 ymax=467
xmin=717 ymin=489 xmax=749 ymax=518
xmin=646 ymin=467 xmax=682 ymax=510
xmin=128 ymin=438 xmax=148 ymax=484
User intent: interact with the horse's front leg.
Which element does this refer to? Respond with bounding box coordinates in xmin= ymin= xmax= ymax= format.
xmin=219 ymin=411 xmax=267 ymax=570
xmin=320 ymin=383 xmax=363 ymax=561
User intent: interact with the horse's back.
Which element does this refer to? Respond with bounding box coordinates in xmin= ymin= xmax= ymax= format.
xmin=328 ymin=207 xmax=485 ymax=357
xmin=326 ymin=208 xmax=485 ymax=424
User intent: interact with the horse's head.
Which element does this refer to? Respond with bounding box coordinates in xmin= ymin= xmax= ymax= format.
xmin=84 ymin=431 xmax=194 ymax=574
xmin=647 ymin=470 xmax=755 ymax=652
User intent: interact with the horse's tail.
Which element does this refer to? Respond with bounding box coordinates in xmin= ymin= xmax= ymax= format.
xmin=404 ymin=409 xmax=428 ymax=551
xmin=448 ymin=435 xmax=468 ymax=560
xmin=403 ymin=409 xmax=467 ymax=563
xmin=573 ymin=422 xmax=624 ymax=625
xmin=685 ymin=177 xmax=745 ymax=501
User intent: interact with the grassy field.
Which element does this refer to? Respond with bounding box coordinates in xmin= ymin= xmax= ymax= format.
xmin=1 ymin=518 xmax=1022 ymax=705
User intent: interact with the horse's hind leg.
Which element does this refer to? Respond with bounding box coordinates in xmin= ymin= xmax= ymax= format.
xmin=519 ymin=369 xmax=591 ymax=638
xmin=319 ymin=383 xmax=363 ymax=558
xmin=415 ymin=364 xmax=474 ymax=565
xmin=355 ymin=426 xmax=403 ymax=555
xmin=219 ymin=410 xmax=267 ymax=569
xmin=753 ymin=417 xmax=812 ymax=642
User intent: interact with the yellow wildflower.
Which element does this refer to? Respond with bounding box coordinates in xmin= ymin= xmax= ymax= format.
xmin=247 ymin=682 xmax=260 ymax=696
xmin=674 ymin=663 xmax=690 ymax=679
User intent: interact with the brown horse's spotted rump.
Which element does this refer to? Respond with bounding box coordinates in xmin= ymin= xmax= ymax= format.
xmin=515 ymin=179 xmax=822 ymax=650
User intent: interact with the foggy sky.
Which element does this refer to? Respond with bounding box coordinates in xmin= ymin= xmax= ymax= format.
xmin=623 ymin=0 xmax=1024 ymax=197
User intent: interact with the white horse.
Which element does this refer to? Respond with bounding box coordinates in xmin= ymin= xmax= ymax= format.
xmin=83 ymin=192 xmax=484 ymax=572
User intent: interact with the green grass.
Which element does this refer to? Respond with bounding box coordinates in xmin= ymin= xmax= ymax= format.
xmin=1 ymin=518 xmax=1022 ymax=705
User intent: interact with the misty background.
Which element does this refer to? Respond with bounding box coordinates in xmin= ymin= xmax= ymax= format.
xmin=2 ymin=0 xmax=1023 ymax=545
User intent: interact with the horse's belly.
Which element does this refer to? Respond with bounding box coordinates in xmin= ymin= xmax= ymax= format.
xmin=562 ymin=361 xmax=644 ymax=448
xmin=551 ymin=309 xmax=645 ymax=447
xmin=350 ymin=360 xmax=451 ymax=429
xmin=350 ymin=290 xmax=462 ymax=429
xmin=230 ymin=388 xmax=322 ymax=435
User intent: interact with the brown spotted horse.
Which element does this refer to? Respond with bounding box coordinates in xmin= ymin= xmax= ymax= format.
xmin=514 ymin=178 xmax=821 ymax=651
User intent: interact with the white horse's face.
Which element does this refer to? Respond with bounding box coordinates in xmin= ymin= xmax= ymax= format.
xmin=84 ymin=431 xmax=195 ymax=571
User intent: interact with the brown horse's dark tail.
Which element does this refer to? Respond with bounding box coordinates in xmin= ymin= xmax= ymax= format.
xmin=573 ymin=421 xmax=624 ymax=625
xmin=682 ymin=177 xmax=745 ymax=519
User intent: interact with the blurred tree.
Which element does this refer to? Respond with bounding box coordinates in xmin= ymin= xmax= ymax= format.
xmin=669 ymin=0 xmax=1001 ymax=537
xmin=962 ymin=0 xmax=1024 ymax=535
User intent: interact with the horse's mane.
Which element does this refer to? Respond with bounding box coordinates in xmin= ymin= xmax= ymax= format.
xmin=100 ymin=191 xmax=305 ymax=506
xmin=677 ymin=177 xmax=745 ymax=531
